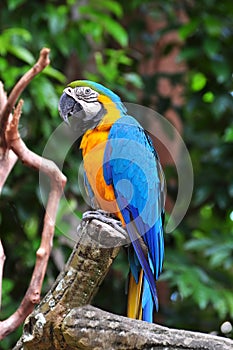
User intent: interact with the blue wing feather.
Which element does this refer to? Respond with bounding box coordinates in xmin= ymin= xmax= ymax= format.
xmin=103 ymin=115 xmax=164 ymax=321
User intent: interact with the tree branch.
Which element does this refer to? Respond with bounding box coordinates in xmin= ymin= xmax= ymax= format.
xmin=0 ymin=48 xmax=67 ymax=339
xmin=0 ymin=100 xmax=66 ymax=339
xmin=60 ymin=305 xmax=233 ymax=350
xmin=0 ymin=81 xmax=18 ymax=192
xmin=0 ymin=149 xmax=18 ymax=192
xmin=13 ymin=219 xmax=233 ymax=350
xmin=0 ymin=240 xmax=6 ymax=308
xmin=13 ymin=219 xmax=125 ymax=349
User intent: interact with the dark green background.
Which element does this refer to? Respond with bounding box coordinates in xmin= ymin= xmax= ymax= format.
xmin=0 ymin=0 xmax=233 ymax=348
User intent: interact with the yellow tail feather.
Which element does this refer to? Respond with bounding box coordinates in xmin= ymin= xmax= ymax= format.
xmin=127 ymin=269 xmax=143 ymax=320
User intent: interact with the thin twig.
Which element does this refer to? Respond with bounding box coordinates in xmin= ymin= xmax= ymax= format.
xmin=0 ymin=240 xmax=6 ymax=308
xmin=0 ymin=81 xmax=7 ymax=118
xmin=0 ymin=150 xmax=18 ymax=193
xmin=0 ymin=82 xmax=18 ymax=191
xmin=0 ymin=48 xmax=50 ymax=150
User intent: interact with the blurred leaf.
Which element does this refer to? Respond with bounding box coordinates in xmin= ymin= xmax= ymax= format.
xmin=46 ymin=4 xmax=68 ymax=34
xmin=203 ymin=15 xmax=222 ymax=36
xmin=8 ymin=46 xmax=35 ymax=65
xmin=7 ymin=0 xmax=27 ymax=10
xmin=193 ymin=284 xmax=212 ymax=310
xmin=191 ymin=72 xmax=207 ymax=91
xmin=124 ymin=73 xmax=143 ymax=88
xmin=102 ymin=16 xmax=128 ymax=46
xmin=43 ymin=66 xmax=66 ymax=83
xmin=88 ymin=0 xmax=123 ymax=17
xmin=178 ymin=19 xmax=199 ymax=40
xmin=222 ymin=290 xmax=233 ymax=318
xmin=177 ymin=274 xmax=193 ymax=298
xmin=2 ymin=278 xmax=14 ymax=299
xmin=178 ymin=47 xmax=200 ymax=61
xmin=209 ymin=249 xmax=230 ymax=268
xmin=202 ymin=91 xmax=215 ymax=103
xmin=79 ymin=20 xmax=103 ymax=42
xmin=79 ymin=2 xmax=127 ymax=46
xmin=214 ymin=297 xmax=228 ymax=319
xmin=79 ymin=0 xmax=123 ymax=18
xmin=223 ymin=126 xmax=233 ymax=142
xmin=200 ymin=205 xmax=213 ymax=219
xmin=2 ymin=27 xmax=32 ymax=42
xmin=96 ymin=0 xmax=123 ymax=17
xmin=203 ymin=38 xmax=220 ymax=58
xmin=31 ymin=76 xmax=59 ymax=117
xmin=184 ymin=237 xmax=212 ymax=251
xmin=24 ymin=216 xmax=38 ymax=239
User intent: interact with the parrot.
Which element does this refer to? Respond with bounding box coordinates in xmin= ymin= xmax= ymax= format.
xmin=58 ymin=80 xmax=165 ymax=322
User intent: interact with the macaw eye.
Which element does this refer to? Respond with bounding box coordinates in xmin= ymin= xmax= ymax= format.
xmin=84 ymin=88 xmax=91 ymax=94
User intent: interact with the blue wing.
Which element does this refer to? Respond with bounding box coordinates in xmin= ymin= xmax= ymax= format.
xmin=103 ymin=115 xmax=165 ymax=322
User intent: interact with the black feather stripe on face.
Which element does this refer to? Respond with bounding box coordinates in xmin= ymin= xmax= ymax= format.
xmin=74 ymin=86 xmax=99 ymax=103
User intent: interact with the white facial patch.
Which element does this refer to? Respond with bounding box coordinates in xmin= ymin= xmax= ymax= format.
xmin=78 ymin=100 xmax=102 ymax=121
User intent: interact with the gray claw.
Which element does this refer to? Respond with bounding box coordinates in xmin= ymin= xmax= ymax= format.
xmin=82 ymin=209 xmax=127 ymax=238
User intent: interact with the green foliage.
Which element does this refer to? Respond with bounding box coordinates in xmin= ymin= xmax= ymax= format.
xmin=161 ymin=0 xmax=233 ymax=334
xmin=120 ymin=0 xmax=233 ymax=336
xmin=85 ymin=49 xmax=143 ymax=96
xmin=78 ymin=0 xmax=127 ymax=46
xmin=0 ymin=0 xmax=233 ymax=347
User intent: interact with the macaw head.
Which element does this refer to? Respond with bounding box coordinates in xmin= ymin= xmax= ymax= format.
xmin=58 ymin=80 xmax=126 ymax=133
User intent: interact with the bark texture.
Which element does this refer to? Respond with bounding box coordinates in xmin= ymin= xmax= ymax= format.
xmin=62 ymin=305 xmax=233 ymax=350
xmin=13 ymin=219 xmax=125 ymax=349
xmin=13 ymin=219 xmax=233 ymax=350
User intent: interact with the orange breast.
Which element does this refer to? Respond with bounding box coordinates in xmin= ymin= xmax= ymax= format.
xmin=80 ymin=127 xmax=124 ymax=223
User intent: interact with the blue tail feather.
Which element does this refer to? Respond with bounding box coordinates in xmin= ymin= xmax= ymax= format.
xmin=124 ymin=214 xmax=159 ymax=311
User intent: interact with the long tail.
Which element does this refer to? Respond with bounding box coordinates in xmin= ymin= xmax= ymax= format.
xmin=127 ymin=267 xmax=155 ymax=322
xmin=127 ymin=270 xmax=143 ymax=320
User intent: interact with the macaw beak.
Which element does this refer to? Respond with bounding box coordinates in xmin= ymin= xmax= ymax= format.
xmin=58 ymin=92 xmax=83 ymax=125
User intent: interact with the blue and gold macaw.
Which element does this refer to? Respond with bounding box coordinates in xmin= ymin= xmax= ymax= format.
xmin=59 ymin=80 xmax=165 ymax=322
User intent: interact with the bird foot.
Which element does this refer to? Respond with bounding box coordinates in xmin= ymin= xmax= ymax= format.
xmin=82 ymin=209 xmax=127 ymax=238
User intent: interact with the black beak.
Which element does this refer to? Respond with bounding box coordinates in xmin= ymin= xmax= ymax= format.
xmin=58 ymin=92 xmax=83 ymax=125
